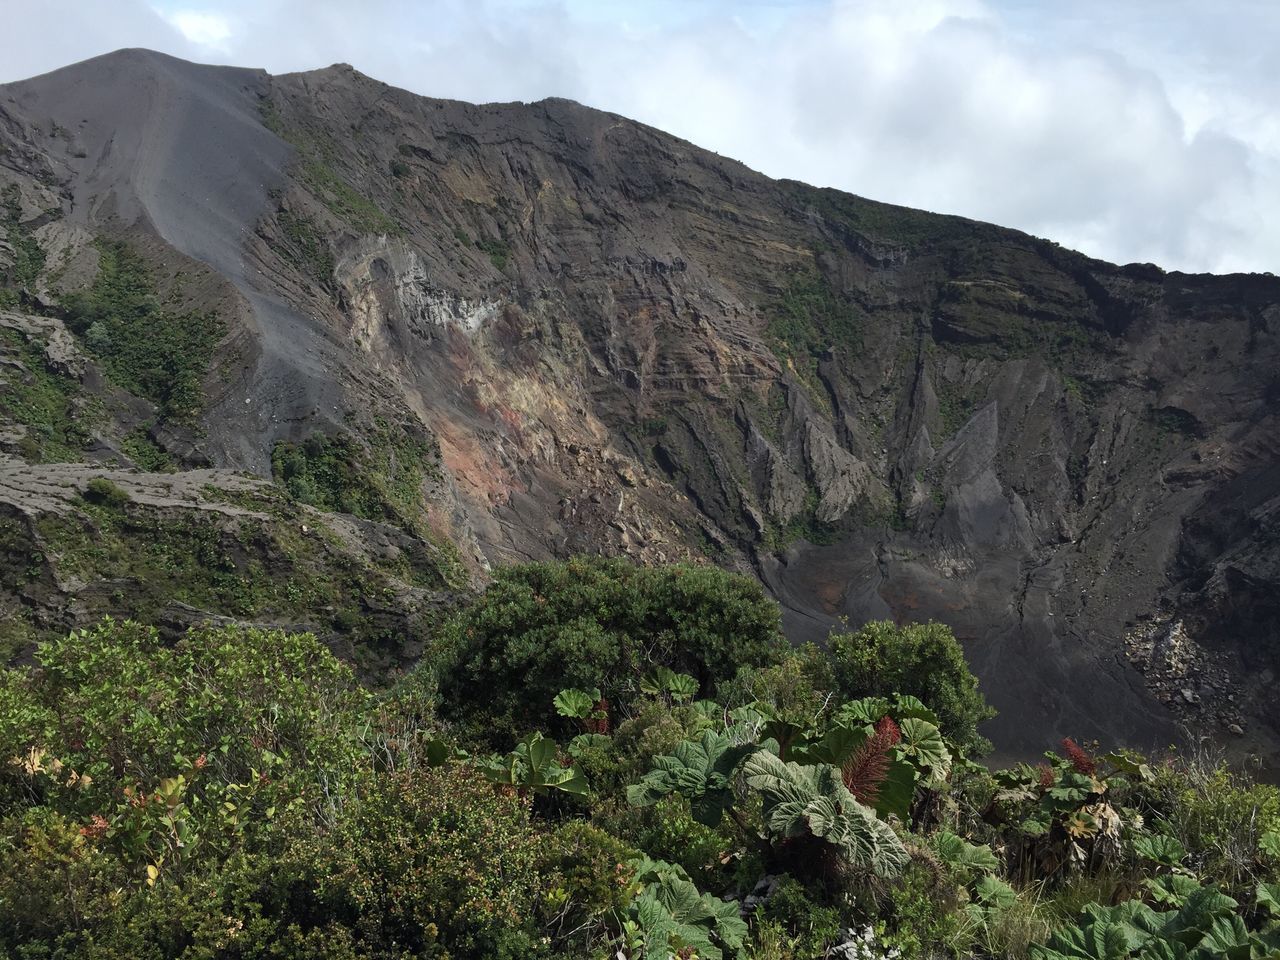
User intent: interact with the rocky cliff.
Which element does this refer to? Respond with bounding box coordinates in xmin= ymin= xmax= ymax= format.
xmin=2 ymin=49 xmax=1279 ymax=762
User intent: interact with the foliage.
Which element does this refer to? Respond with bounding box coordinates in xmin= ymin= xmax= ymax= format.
xmin=270 ymin=423 xmax=466 ymax=587
xmin=621 ymin=857 xmax=748 ymax=960
xmin=2 ymin=564 xmax=1277 ymax=960
xmin=271 ymin=423 xmax=434 ymax=528
xmin=435 ymin=556 xmax=787 ymax=746
xmin=0 ymin=328 xmax=95 ymax=463
xmin=828 ymin=620 xmax=996 ymax=753
xmin=84 ymin=476 xmax=130 ymax=508
xmin=478 ymin=731 xmax=589 ymax=796
xmin=627 ymin=729 xmax=760 ymax=826
xmin=0 ymin=184 xmax=45 ymax=308
xmin=120 ymin=425 xmax=175 ymax=471
xmin=475 ymin=235 xmax=510 ymax=270
xmin=1029 ymin=881 xmax=1280 ymax=959
xmin=62 ymin=240 xmax=224 ymax=419
xmin=766 ymin=268 xmax=863 ymax=362
xmin=742 ymin=750 xmax=910 ymax=879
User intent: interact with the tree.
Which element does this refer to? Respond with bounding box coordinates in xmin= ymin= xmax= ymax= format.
xmin=827 ymin=621 xmax=994 ymax=753
xmin=434 ymin=556 xmax=787 ymax=747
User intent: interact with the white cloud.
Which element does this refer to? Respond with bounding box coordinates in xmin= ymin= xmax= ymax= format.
xmin=2 ymin=0 xmax=1277 ymax=274
xmin=160 ymin=9 xmax=234 ymax=51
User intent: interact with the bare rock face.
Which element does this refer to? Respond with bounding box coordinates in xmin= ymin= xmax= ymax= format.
xmin=3 ymin=49 xmax=1280 ymax=764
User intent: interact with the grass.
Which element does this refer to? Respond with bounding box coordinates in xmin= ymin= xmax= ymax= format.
xmin=0 ymin=329 xmax=94 ymax=463
xmin=271 ymin=421 xmax=468 ymax=589
xmin=259 ymin=98 xmax=400 ymax=236
xmin=277 ymin=208 xmax=335 ymax=284
xmin=61 ymin=240 xmax=224 ymax=420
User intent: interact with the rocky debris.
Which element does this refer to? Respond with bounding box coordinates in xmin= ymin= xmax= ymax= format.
xmin=1124 ymin=616 xmax=1250 ymax=744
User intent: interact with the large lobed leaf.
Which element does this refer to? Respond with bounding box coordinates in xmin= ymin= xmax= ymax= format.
xmin=741 ymin=750 xmax=908 ymax=877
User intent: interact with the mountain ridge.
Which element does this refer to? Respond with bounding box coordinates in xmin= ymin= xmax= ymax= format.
xmin=2 ymin=48 xmax=1279 ymax=764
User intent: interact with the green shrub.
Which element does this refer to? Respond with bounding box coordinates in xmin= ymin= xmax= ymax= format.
xmin=62 ymin=241 xmax=223 ymax=419
xmin=828 ymin=621 xmax=995 ymax=753
xmin=1136 ymin=761 xmax=1280 ymax=897
xmin=718 ymin=645 xmax=835 ymax=729
xmin=434 ymin=556 xmax=787 ymax=747
xmin=280 ymin=766 xmax=556 ymax=959
xmin=84 ymin=476 xmax=130 ymax=508
xmin=760 ymin=875 xmax=845 ymax=955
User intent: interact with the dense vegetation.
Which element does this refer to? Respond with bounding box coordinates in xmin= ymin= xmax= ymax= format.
xmin=3 ymin=558 xmax=1280 ymax=959
xmin=0 ymin=184 xmax=46 ymax=309
xmin=62 ymin=241 xmax=224 ymax=419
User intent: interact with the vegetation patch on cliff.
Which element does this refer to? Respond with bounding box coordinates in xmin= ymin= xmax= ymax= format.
xmin=62 ymin=240 xmax=223 ymax=420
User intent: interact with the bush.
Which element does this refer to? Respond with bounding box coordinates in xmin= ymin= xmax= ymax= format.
xmin=435 ymin=556 xmax=787 ymax=747
xmin=1135 ymin=760 xmax=1280 ymax=897
xmin=62 ymin=240 xmax=223 ymax=419
xmin=280 ymin=766 xmax=557 ymax=959
xmin=84 ymin=476 xmax=130 ymax=508
xmin=828 ymin=621 xmax=995 ymax=753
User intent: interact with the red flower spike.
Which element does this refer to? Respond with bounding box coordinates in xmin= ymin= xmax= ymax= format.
xmin=843 ymin=716 xmax=900 ymax=808
xmin=1061 ymin=737 xmax=1096 ymax=776
xmin=1036 ymin=763 xmax=1056 ymax=790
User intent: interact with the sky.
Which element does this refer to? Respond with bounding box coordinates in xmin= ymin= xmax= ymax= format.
xmin=2 ymin=0 xmax=1277 ymax=275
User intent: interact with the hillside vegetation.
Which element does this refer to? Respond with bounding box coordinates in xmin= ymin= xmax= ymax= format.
xmin=3 ymin=558 xmax=1279 ymax=959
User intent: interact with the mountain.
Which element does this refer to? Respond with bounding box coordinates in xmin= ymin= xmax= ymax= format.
xmin=2 ymin=48 xmax=1278 ymax=763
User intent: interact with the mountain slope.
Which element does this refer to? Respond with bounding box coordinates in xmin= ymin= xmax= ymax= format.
xmin=2 ymin=49 xmax=1279 ymax=762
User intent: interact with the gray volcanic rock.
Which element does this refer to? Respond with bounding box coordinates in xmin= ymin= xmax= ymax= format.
xmin=3 ymin=50 xmax=1280 ymax=764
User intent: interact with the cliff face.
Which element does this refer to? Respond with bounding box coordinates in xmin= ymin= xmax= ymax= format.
xmin=3 ymin=49 xmax=1279 ymax=761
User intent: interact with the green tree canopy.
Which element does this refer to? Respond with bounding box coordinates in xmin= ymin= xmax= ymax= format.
xmin=827 ymin=620 xmax=995 ymax=753
xmin=434 ymin=556 xmax=788 ymax=747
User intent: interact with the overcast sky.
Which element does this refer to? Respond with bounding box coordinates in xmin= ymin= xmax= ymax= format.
xmin=3 ymin=0 xmax=1277 ymax=275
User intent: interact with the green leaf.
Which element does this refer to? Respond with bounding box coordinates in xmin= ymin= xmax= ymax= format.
xmin=1144 ymin=874 xmax=1202 ymax=908
xmin=567 ymin=733 xmax=611 ymax=758
xmin=872 ymin=756 xmax=919 ymax=823
xmin=1187 ymin=914 xmax=1252 ymax=959
xmin=1256 ymin=882 xmax=1280 ymax=918
xmin=626 ymin=731 xmax=757 ymax=826
xmin=1101 ymin=750 xmax=1154 ymax=782
xmin=553 ymin=687 xmax=599 ymax=719
xmin=479 ymin=732 xmax=590 ymax=795
xmin=741 ymin=750 xmax=908 ymax=877
xmin=422 ymin=737 xmax=465 ymax=767
xmin=1034 ymin=918 xmax=1143 ymax=960
xmin=891 ymin=694 xmax=941 ymax=725
xmin=1259 ymin=829 xmax=1280 ymax=860
xmin=976 ymin=874 xmax=1017 ymax=910
xmin=791 ymin=722 xmax=868 ymax=765
xmin=897 ymin=716 xmax=952 ymax=783
xmin=934 ymin=831 xmax=999 ymax=878
xmin=1136 ymin=941 xmax=1188 ymax=960
xmin=834 ymin=696 xmax=892 ymax=727
xmin=1132 ymin=833 xmax=1187 ymax=867
xmin=666 ymin=672 xmax=698 ymax=703
xmin=1170 ymin=885 xmax=1238 ymax=935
